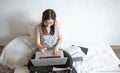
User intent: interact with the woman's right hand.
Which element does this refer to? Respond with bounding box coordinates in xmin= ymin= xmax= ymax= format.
xmin=40 ymin=47 xmax=47 ymax=53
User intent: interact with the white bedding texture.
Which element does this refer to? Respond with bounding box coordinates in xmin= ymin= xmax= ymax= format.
xmin=0 ymin=36 xmax=120 ymax=73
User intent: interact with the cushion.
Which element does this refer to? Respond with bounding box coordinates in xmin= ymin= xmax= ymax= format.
xmin=27 ymin=25 xmax=37 ymax=47
xmin=0 ymin=36 xmax=35 ymax=69
xmin=27 ymin=25 xmax=36 ymax=40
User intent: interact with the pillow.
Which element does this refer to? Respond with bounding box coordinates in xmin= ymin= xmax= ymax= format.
xmin=27 ymin=25 xmax=36 ymax=40
xmin=0 ymin=36 xmax=34 ymax=68
xmin=27 ymin=25 xmax=37 ymax=47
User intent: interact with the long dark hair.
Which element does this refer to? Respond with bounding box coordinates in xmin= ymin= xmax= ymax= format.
xmin=41 ymin=9 xmax=56 ymax=35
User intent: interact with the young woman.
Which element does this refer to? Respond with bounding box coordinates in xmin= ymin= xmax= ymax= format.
xmin=35 ymin=9 xmax=62 ymax=56
xmin=28 ymin=9 xmax=73 ymax=73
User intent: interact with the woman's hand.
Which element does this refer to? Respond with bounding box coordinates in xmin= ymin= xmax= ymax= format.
xmin=53 ymin=49 xmax=60 ymax=56
xmin=40 ymin=47 xmax=47 ymax=53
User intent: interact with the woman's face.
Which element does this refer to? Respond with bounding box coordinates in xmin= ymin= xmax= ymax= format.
xmin=43 ymin=19 xmax=54 ymax=27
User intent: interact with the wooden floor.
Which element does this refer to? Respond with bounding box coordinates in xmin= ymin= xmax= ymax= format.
xmin=0 ymin=46 xmax=4 ymax=55
xmin=111 ymin=46 xmax=120 ymax=59
xmin=113 ymin=49 xmax=120 ymax=59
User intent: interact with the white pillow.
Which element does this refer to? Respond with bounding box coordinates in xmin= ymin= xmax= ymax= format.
xmin=0 ymin=36 xmax=34 ymax=69
xmin=27 ymin=25 xmax=36 ymax=40
xmin=27 ymin=25 xmax=37 ymax=47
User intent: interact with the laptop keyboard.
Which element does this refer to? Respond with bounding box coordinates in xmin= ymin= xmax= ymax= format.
xmin=39 ymin=56 xmax=60 ymax=59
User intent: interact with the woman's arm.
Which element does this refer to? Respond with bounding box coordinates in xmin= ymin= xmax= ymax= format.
xmin=53 ymin=21 xmax=63 ymax=56
xmin=54 ymin=21 xmax=63 ymax=50
xmin=34 ymin=24 xmax=46 ymax=52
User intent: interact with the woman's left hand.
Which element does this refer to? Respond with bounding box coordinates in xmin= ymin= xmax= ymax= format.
xmin=53 ymin=49 xmax=60 ymax=56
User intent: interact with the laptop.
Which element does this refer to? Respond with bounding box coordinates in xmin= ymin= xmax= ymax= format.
xmin=35 ymin=50 xmax=64 ymax=59
xmin=31 ymin=50 xmax=68 ymax=66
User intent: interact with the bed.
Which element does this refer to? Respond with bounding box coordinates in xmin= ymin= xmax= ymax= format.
xmin=0 ymin=36 xmax=120 ymax=73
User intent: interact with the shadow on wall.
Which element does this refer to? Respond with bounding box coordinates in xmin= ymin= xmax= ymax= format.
xmin=0 ymin=11 xmax=36 ymax=45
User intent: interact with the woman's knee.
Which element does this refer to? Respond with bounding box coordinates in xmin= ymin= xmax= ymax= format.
xmin=63 ymin=50 xmax=73 ymax=67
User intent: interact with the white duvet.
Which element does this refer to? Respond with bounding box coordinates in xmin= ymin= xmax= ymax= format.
xmin=0 ymin=36 xmax=120 ymax=73
xmin=70 ymin=43 xmax=120 ymax=73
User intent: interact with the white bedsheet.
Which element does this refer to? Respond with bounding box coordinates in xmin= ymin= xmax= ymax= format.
xmin=0 ymin=36 xmax=120 ymax=73
xmin=62 ymin=42 xmax=120 ymax=73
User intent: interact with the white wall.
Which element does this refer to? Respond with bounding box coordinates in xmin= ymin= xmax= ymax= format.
xmin=0 ymin=0 xmax=120 ymax=45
